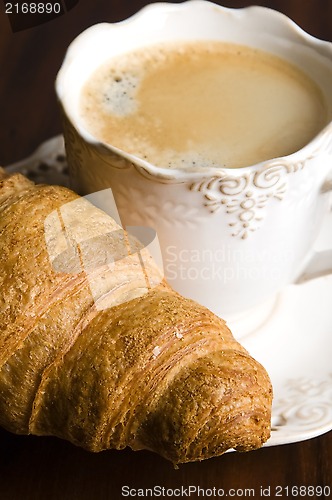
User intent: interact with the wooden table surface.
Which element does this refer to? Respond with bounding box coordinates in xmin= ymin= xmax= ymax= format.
xmin=0 ymin=1 xmax=331 ymax=499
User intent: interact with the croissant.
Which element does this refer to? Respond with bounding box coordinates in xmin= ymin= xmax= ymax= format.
xmin=0 ymin=167 xmax=272 ymax=464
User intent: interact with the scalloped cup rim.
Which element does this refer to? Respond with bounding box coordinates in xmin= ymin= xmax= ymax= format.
xmin=72 ymin=122 xmax=332 ymax=182
xmin=56 ymin=0 xmax=332 ymax=182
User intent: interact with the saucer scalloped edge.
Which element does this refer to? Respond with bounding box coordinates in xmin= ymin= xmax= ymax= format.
xmin=5 ymin=135 xmax=332 ymax=448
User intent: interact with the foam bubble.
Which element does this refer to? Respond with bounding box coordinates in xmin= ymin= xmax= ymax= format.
xmin=131 ymin=146 xmax=222 ymax=171
xmin=99 ymin=71 xmax=140 ymax=116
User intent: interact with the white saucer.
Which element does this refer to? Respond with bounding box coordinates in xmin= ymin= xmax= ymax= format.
xmin=243 ymin=275 xmax=332 ymax=447
xmin=6 ymin=135 xmax=332 ymax=448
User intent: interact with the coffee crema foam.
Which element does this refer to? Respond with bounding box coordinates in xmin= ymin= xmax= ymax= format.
xmin=79 ymin=41 xmax=327 ymax=170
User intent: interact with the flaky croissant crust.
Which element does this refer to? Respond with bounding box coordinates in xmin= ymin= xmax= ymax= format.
xmin=0 ymin=167 xmax=272 ymax=464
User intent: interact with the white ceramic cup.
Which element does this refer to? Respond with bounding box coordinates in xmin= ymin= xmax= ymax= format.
xmin=56 ymin=1 xmax=332 ymax=332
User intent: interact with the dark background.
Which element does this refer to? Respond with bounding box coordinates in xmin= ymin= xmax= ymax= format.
xmin=0 ymin=1 xmax=332 ymax=499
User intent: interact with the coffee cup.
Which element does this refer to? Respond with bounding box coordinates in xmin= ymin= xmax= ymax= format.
xmin=56 ymin=1 xmax=332 ymax=333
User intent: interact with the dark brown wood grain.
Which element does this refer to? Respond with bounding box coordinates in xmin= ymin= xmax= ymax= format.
xmin=0 ymin=427 xmax=331 ymax=499
xmin=0 ymin=1 xmax=331 ymax=498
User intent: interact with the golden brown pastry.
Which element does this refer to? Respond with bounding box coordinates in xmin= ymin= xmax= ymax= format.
xmin=0 ymin=167 xmax=272 ymax=464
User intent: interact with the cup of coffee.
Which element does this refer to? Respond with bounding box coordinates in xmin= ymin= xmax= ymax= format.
xmin=56 ymin=1 xmax=332 ymax=332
